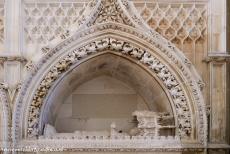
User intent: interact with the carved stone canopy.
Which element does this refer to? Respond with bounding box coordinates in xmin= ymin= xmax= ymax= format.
xmin=12 ymin=0 xmax=207 ymax=151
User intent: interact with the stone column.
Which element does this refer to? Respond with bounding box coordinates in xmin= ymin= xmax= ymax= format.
xmin=226 ymin=0 xmax=230 ymax=153
xmin=207 ymin=0 xmax=230 ymax=153
xmin=3 ymin=0 xmax=24 ymax=90
xmin=1 ymin=0 xmax=24 ymax=153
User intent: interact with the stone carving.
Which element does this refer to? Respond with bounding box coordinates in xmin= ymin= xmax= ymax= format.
xmin=133 ymin=111 xmax=175 ymax=137
xmin=0 ymin=82 xmax=8 ymax=90
xmin=25 ymin=60 xmax=36 ymax=71
xmin=134 ymin=1 xmax=208 ymax=65
xmin=43 ymin=110 xmax=174 ymax=140
xmin=23 ymin=0 xmax=139 ymax=48
xmin=13 ymin=0 xmax=207 ymax=148
xmin=19 ymin=136 xmax=181 ymax=152
xmin=43 ymin=123 xmax=128 ymax=139
xmin=23 ymin=0 xmax=208 ymax=55
xmin=24 ymin=2 xmax=87 ymax=45
xmin=27 ymin=37 xmax=192 ymax=139
xmin=24 ymin=110 xmax=179 ymax=151
xmin=95 ymin=0 xmax=124 ymax=23
xmin=136 ymin=2 xmax=207 ymax=47
xmin=93 ymin=0 xmax=135 ymax=28
xmin=43 ymin=124 xmax=111 ymax=139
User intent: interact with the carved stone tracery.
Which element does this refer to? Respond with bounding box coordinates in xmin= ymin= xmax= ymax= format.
xmin=136 ymin=2 xmax=207 ymax=47
xmin=23 ymin=0 xmax=208 ymax=56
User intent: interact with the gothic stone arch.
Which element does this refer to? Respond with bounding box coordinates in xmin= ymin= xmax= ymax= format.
xmin=12 ymin=0 xmax=207 ymax=151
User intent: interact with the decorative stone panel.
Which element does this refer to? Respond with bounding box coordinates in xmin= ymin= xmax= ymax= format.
xmin=23 ymin=1 xmax=208 ymax=54
xmin=134 ymin=2 xmax=207 ymax=49
xmin=24 ymin=2 xmax=87 ymax=45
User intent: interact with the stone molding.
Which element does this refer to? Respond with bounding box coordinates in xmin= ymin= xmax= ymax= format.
xmin=0 ymin=56 xmax=27 ymax=64
xmin=203 ymin=53 xmax=230 ymax=63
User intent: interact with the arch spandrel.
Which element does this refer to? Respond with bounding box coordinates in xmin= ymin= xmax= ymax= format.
xmin=12 ymin=0 xmax=207 ymax=151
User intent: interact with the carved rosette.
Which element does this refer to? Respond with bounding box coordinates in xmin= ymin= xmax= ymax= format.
xmin=27 ymin=37 xmax=192 ymax=139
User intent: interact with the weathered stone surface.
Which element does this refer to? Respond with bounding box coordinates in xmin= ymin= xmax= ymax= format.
xmin=0 ymin=0 xmax=229 ymax=153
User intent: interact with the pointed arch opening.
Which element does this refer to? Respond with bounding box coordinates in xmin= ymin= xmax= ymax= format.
xmin=39 ymin=53 xmax=175 ymax=137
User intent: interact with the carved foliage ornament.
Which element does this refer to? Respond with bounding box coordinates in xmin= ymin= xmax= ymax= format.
xmin=93 ymin=0 xmax=135 ymax=27
xmin=27 ymin=37 xmax=191 ymax=139
xmin=96 ymin=0 xmax=123 ymax=23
